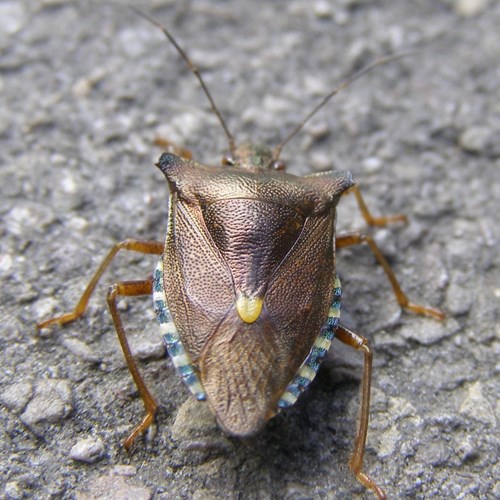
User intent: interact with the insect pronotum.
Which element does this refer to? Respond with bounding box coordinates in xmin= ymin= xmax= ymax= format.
xmin=38 ymin=7 xmax=444 ymax=499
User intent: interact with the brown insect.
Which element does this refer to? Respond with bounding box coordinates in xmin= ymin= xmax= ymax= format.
xmin=37 ymin=8 xmax=444 ymax=499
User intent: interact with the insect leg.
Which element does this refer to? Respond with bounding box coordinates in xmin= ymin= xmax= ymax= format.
xmin=336 ymin=233 xmax=444 ymax=320
xmin=335 ymin=324 xmax=386 ymax=500
xmin=107 ymin=279 xmax=158 ymax=450
xmin=37 ymin=239 xmax=163 ymax=329
xmin=344 ymin=185 xmax=407 ymax=227
xmin=153 ymin=137 xmax=193 ymax=160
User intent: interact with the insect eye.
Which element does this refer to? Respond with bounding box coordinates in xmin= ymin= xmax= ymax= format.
xmin=222 ymin=153 xmax=235 ymax=166
xmin=271 ymin=160 xmax=286 ymax=171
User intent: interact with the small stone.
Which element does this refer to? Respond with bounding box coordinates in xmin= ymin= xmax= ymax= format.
xmin=5 ymin=481 xmax=23 ymax=500
xmin=455 ymin=436 xmax=479 ymax=463
xmin=417 ymin=440 xmax=451 ymax=467
xmin=132 ymin=336 xmax=166 ymax=361
xmin=71 ymin=68 xmax=106 ymax=98
xmin=35 ymin=298 xmax=60 ymax=328
xmin=303 ymin=75 xmax=328 ymax=97
xmin=118 ymin=26 xmax=155 ymax=59
xmin=445 ymin=274 xmax=474 ymax=315
xmin=20 ymin=379 xmax=73 ymax=427
xmin=309 ymin=151 xmax=333 ymax=171
xmin=459 ymin=381 xmax=496 ymax=426
xmin=262 ymin=95 xmax=293 ymax=114
xmin=75 ymin=474 xmax=153 ymax=500
xmin=62 ymin=338 xmax=101 ymax=364
xmin=398 ymin=317 xmax=460 ymax=345
xmin=70 ymin=437 xmax=105 ymax=463
xmin=0 ymin=2 xmax=27 ymax=35
xmin=378 ymin=425 xmax=401 ymax=458
xmin=453 ymin=0 xmax=491 ymax=17
xmin=313 ymin=1 xmax=333 ymax=19
xmin=0 ymin=253 xmax=13 ymax=275
xmin=5 ymin=203 xmax=56 ymax=236
xmin=192 ymin=489 xmax=220 ymax=500
xmin=362 ymin=156 xmax=383 ymax=173
xmin=459 ymin=126 xmax=493 ymax=153
xmin=1 ymin=381 xmax=33 ymax=414
xmin=66 ymin=216 xmax=90 ymax=232
xmin=190 ymin=49 xmax=226 ymax=70
xmin=305 ymin=121 xmax=330 ymax=139
xmin=111 ymin=465 xmax=137 ymax=477
xmin=171 ymin=398 xmax=218 ymax=442
xmin=284 ymin=482 xmax=312 ymax=499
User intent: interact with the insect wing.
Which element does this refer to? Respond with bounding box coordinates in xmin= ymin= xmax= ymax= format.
xmin=158 ymin=153 xmax=354 ymax=436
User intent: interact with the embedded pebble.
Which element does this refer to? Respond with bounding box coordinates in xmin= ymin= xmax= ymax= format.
xmin=305 ymin=121 xmax=330 ymax=140
xmin=458 ymin=126 xmax=500 ymax=156
xmin=171 ymin=397 xmax=218 ymax=442
xmin=262 ymin=95 xmax=293 ymax=114
xmin=190 ymin=49 xmax=226 ymax=70
xmin=0 ymin=381 xmax=33 ymax=414
xmin=62 ymin=338 xmax=101 ymax=364
xmin=111 ymin=465 xmax=137 ymax=477
xmin=71 ymin=68 xmax=106 ymax=98
xmin=313 ymin=1 xmax=333 ymax=19
xmin=161 ymin=112 xmax=208 ymax=145
xmin=4 ymin=481 xmax=23 ymax=500
xmin=455 ymin=436 xmax=479 ymax=463
xmin=5 ymin=203 xmax=56 ymax=236
xmin=70 ymin=437 xmax=105 ymax=463
xmin=453 ymin=0 xmax=491 ymax=17
xmin=377 ymin=425 xmax=401 ymax=458
xmin=132 ymin=336 xmax=166 ymax=361
xmin=459 ymin=381 xmax=496 ymax=426
xmin=398 ymin=317 xmax=460 ymax=345
xmin=417 ymin=439 xmax=451 ymax=467
xmin=66 ymin=216 xmax=90 ymax=232
xmin=192 ymin=489 xmax=220 ymax=500
xmin=309 ymin=151 xmax=333 ymax=171
xmin=445 ymin=276 xmax=473 ymax=315
xmin=34 ymin=298 xmax=60 ymax=329
xmin=0 ymin=2 xmax=27 ymax=35
xmin=20 ymin=379 xmax=72 ymax=427
xmin=362 ymin=156 xmax=383 ymax=173
xmin=0 ymin=253 xmax=13 ymax=275
xmin=117 ymin=26 xmax=156 ymax=59
xmin=303 ymin=75 xmax=328 ymax=97
xmin=284 ymin=483 xmax=313 ymax=499
xmin=75 ymin=474 xmax=153 ymax=500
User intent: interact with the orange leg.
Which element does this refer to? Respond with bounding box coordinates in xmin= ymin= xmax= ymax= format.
xmin=37 ymin=239 xmax=163 ymax=329
xmin=345 ymin=185 xmax=407 ymax=227
xmin=336 ymin=233 xmax=444 ymax=320
xmin=336 ymin=325 xmax=386 ymax=500
xmin=154 ymin=137 xmax=193 ymax=160
xmin=107 ymin=279 xmax=158 ymax=450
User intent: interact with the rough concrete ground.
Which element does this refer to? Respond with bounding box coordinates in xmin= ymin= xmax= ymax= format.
xmin=1 ymin=0 xmax=498 ymax=498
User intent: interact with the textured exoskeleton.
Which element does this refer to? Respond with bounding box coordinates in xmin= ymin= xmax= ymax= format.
xmin=155 ymin=143 xmax=354 ymax=436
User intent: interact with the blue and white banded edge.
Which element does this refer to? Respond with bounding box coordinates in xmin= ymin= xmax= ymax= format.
xmin=153 ymin=258 xmax=206 ymax=401
xmin=153 ymin=257 xmax=341 ymax=411
xmin=277 ymin=276 xmax=341 ymax=410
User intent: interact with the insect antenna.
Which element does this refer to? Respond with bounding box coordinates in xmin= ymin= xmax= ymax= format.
xmin=129 ymin=6 xmax=236 ymax=155
xmin=272 ymin=52 xmax=414 ymax=160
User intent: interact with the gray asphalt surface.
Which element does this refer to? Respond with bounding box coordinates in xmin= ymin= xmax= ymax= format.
xmin=1 ymin=0 xmax=498 ymax=498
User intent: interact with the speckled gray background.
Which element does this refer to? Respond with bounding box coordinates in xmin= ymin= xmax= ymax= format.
xmin=1 ymin=0 xmax=498 ymax=499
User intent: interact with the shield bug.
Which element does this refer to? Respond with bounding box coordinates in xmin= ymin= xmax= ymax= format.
xmin=37 ymin=7 xmax=444 ymax=499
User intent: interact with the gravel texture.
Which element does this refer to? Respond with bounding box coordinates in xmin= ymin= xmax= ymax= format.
xmin=1 ymin=1 xmax=499 ymax=499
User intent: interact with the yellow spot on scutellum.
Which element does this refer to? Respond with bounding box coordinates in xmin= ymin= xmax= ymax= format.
xmin=236 ymin=296 xmax=263 ymax=324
